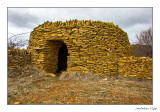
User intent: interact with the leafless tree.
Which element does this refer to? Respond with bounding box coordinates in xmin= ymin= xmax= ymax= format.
xmin=131 ymin=27 xmax=152 ymax=58
xmin=135 ymin=27 xmax=152 ymax=46
xmin=8 ymin=32 xmax=29 ymax=49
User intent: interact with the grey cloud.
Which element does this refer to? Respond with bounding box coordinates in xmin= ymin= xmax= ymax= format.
xmin=8 ymin=8 xmax=152 ymax=28
xmin=111 ymin=8 xmax=152 ymax=28
xmin=79 ymin=8 xmax=152 ymax=28
xmin=42 ymin=8 xmax=93 ymax=22
xmin=61 ymin=8 xmax=152 ymax=29
xmin=8 ymin=8 xmax=152 ymax=44
xmin=8 ymin=8 xmax=40 ymax=28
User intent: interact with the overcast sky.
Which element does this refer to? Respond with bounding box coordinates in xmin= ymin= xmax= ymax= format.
xmin=8 ymin=8 xmax=152 ymax=45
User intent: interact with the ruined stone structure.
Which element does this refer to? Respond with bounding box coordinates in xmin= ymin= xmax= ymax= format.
xmin=118 ymin=56 xmax=152 ymax=79
xmin=8 ymin=48 xmax=31 ymax=69
xmin=28 ymin=20 xmax=131 ymax=76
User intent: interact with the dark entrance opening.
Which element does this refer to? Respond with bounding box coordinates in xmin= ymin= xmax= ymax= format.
xmin=57 ymin=43 xmax=68 ymax=73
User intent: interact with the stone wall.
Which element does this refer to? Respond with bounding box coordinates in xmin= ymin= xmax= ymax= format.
xmin=28 ymin=20 xmax=131 ymax=76
xmin=117 ymin=56 xmax=152 ymax=80
xmin=8 ymin=48 xmax=31 ymax=69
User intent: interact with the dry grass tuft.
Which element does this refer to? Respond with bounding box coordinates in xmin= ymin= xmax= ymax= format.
xmin=8 ymin=64 xmax=45 ymax=78
xmin=59 ymin=71 xmax=102 ymax=81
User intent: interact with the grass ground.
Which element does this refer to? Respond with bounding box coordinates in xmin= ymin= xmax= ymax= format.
xmin=8 ymin=73 xmax=152 ymax=104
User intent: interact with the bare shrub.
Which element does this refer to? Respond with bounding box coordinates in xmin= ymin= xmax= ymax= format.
xmin=8 ymin=32 xmax=29 ymax=49
xmin=132 ymin=27 xmax=153 ymax=58
xmin=135 ymin=27 xmax=152 ymax=46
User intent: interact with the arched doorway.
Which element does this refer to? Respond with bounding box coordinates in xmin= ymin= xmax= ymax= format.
xmin=57 ymin=43 xmax=68 ymax=73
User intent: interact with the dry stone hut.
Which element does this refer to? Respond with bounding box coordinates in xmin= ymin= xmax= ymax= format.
xmin=28 ymin=20 xmax=131 ymax=76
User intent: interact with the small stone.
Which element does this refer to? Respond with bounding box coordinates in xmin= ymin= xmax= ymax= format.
xmin=29 ymin=75 xmax=32 ymax=78
xmin=14 ymin=102 xmax=20 ymax=104
xmin=45 ymin=73 xmax=56 ymax=77
xmin=103 ymin=78 xmax=108 ymax=81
